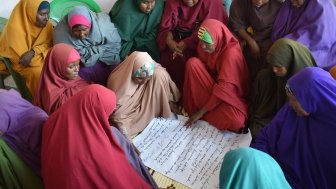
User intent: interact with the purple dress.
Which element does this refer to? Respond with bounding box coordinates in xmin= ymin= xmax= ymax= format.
xmin=271 ymin=0 xmax=336 ymax=70
xmin=0 ymin=89 xmax=48 ymax=176
xmin=251 ymin=67 xmax=336 ymax=189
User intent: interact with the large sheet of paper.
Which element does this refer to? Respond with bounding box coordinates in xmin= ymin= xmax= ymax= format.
xmin=133 ymin=116 xmax=252 ymax=189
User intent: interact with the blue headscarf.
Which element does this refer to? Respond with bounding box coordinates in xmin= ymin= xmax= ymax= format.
xmin=38 ymin=1 xmax=50 ymax=11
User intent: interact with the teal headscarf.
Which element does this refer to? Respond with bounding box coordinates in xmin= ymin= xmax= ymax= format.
xmin=220 ymin=147 xmax=291 ymax=189
xmin=133 ymin=62 xmax=154 ymax=78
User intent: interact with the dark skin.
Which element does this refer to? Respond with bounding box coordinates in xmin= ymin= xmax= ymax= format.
xmin=19 ymin=8 xmax=49 ymax=66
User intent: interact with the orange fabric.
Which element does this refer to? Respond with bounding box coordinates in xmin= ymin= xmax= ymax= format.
xmin=183 ymin=19 xmax=250 ymax=131
xmin=42 ymin=84 xmax=152 ymax=189
xmin=330 ymin=65 xmax=336 ymax=80
xmin=0 ymin=0 xmax=53 ymax=95
xmin=35 ymin=43 xmax=90 ymax=114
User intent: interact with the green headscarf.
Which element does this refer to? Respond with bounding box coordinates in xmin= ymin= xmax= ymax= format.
xmin=220 ymin=147 xmax=291 ymax=189
xmin=267 ymin=38 xmax=317 ymax=77
xmin=198 ymin=26 xmax=214 ymax=44
xmin=109 ymin=0 xmax=164 ymax=62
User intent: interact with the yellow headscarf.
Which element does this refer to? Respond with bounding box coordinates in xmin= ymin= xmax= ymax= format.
xmin=0 ymin=0 xmax=53 ymax=66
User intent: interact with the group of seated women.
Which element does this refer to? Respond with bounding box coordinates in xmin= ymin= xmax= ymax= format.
xmin=1 ymin=0 xmax=336 ymax=188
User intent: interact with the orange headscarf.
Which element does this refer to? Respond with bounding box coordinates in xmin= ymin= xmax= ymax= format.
xmin=0 ymin=0 xmax=53 ymax=66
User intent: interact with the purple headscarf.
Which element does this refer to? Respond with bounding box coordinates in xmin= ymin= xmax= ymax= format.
xmin=271 ymin=0 xmax=336 ymax=70
xmin=251 ymin=67 xmax=336 ymax=188
xmin=0 ymin=89 xmax=48 ymax=176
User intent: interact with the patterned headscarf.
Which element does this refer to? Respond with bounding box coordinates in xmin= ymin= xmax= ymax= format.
xmin=198 ymin=26 xmax=214 ymax=44
xmin=133 ymin=62 xmax=154 ymax=78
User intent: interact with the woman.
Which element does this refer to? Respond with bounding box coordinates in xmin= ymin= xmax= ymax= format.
xmin=0 ymin=0 xmax=53 ymax=96
xmin=109 ymin=0 xmax=163 ymax=62
xmin=0 ymin=88 xmax=47 ymax=188
xmin=35 ymin=43 xmax=90 ymax=114
xmin=249 ymin=38 xmax=316 ymax=138
xmin=183 ymin=19 xmax=250 ymax=133
xmin=220 ymin=147 xmax=291 ymax=189
xmin=157 ymin=0 xmax=228 ymax=91
xmin=53 ymin=6 xmax=121 ymax=85
xmin=229 ymin=0 xmax=283 ymax=80
xmin=42 ymin=84 xmax=157 ymax=189
xmin=252 ymin=67 xmax=336 ymax=189
xmin=271 ymin=0 xmax=336 ymax=70
xmin=107 ymin=51 xmax=181 ymax=138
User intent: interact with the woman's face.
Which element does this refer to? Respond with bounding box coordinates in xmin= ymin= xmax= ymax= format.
xmin=286 ymin=90 xmax=310 ymax=117
xmin=139 ymin=0 xmax=155 ymax=13
xmin=65 ymin=60 xmax=80 ymax=80
xmin=290 ymin=0 xmax=305 ymax=8
xmin=251 ymin=0 xmax=269 ymax=8
xmin=133 ymin=75 xmax=152 ymax=85
xmin=272 ymin=65 xmax=287 ymax=77
xmin=182 ymin=0 xmax=199 ymax=7
xmin=36 ymin=9 xmax=50 ymax=27
xmin=71 ymin=25 xmax=90 ymax=39
xmin=200 ymin=41 xmax=216 ymax=54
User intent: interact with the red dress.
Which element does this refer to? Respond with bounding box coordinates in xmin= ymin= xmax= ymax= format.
xmin=183 ymin=19 xmax=250 ymax=132
xmin=156 ymin=0 xmax=228 ymax=91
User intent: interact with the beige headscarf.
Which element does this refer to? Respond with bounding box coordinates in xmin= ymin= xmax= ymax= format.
xmin=107 ymin=51 xmax=181 ymax=135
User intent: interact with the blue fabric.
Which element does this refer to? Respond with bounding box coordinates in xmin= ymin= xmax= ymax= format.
xmin=252 ymin=67 xmax=336 ymax=189
xmin=38 ymin=1 xmax=50 ymax=11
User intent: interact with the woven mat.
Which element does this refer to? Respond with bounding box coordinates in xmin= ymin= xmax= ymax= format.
xmin=149 ymin=169 xmax=190 ymax=189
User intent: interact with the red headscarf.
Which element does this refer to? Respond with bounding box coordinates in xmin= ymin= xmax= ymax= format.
xmin=42 ymin=84 xmax=152 ymax=189
xmin=197 ymin=19 xmax=250 ymax=114
xmin=34 ymin=43 xmax=90 ymax=114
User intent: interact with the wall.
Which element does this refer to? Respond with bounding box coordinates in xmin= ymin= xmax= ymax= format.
xmin=0 ymin=0 xmax=116 ymax=19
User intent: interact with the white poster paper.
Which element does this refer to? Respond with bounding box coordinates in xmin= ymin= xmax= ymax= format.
xmin=133 ymin=116 xmax=252 ymax=189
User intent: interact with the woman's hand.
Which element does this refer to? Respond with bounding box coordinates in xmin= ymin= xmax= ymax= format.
xmin=19 ymin=50 xmax=35 ymax=66
xmin=247 ymin=39 xmax=261 ymax=61
xmin=184 ymin=107 xmax=207 ymax=128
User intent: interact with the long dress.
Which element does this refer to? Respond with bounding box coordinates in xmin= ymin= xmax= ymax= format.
xmin=0 ymin=0 xmax=53 ymax=96
xmin=229 ymin=0 xmax=283 ymax=80
xmin=107 ymin=51 xmax=181 ymax=136
xmin=251 ymin=67 xmax=336 ymax=189
xmin=42 ymin=84 xmax=157 ymax=189
xmin=34 ymin=43 xmax=90 ymax=114
xmin=53 ymin=6 xmax=121 ymax=85
xmin=271 ymin=0 xmax=336 ymax=70
xmin=0 ymin=88 xmax=47 ymax=188
xmin=156 ymin=0 xmax=228 ymax=91
xmin=249 ymin=38 xmax=317 ymax=138
xmin=109 ymin=0 xmax=164 ymax=62
xmin=183 ymin=19 xmax=250 ymax=132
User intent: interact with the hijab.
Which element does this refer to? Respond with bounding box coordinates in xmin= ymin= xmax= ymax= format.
xmin=197 ymin=19 xmax=250 ymax=114
xmin=252 ymin=67 xmax=336 ymax=188
xmin=0 ymin=0 xmax=53 ymax=64
xmin=42 ymin=84 xmax=153 ymax=188
xmin=220 ymin=147 xmax=291 ymax=189
xmin=34 ymin=43 xmax=90 ymax=114
xmin=0 ymin=89 xmax=48 ymax=176
xmin=271 ymin=0 xmax=336 ymax=70
xmin=53 ymin=6 xmax=121 ymax=66
xmin=267 ymin=38 xmax=317 ymax=79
